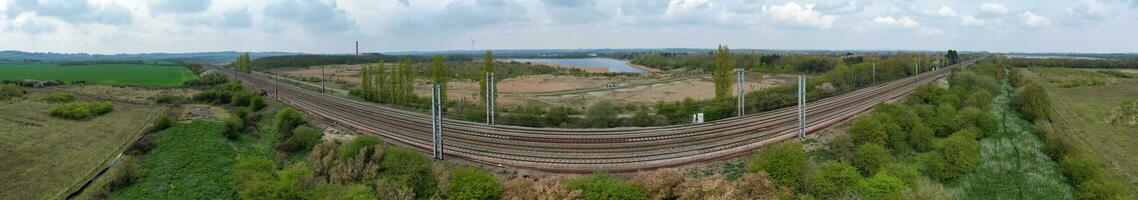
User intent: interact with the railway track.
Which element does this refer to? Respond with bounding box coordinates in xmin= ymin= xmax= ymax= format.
xmin=219 ymin=59 xmax=974 ymax=173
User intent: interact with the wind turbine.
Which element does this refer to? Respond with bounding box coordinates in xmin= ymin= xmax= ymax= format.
xmin=469 ymin=37 xmax=478 ymax=51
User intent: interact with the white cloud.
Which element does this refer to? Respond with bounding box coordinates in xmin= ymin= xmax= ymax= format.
xmin=980 ymin=2 xmax=1009 ymax=16
xmin=924 ymin=5 xmax=957 ymax=17
xmin=1022 ymin=11 xmax=1050 ymax=27
xmin=960 ymin=14 xmax=989 ymax=27
xmin=1066 ymin=0 xmax=1109 ymax=22
xmin=872 ymin=16 xmax=920 ymax=29
xmin=762 ymin=2 xmax=838 ymax=29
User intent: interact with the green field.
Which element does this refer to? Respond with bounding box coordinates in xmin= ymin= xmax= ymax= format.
xmin=0 ymin=94 xmax=160 ymax=200
xmin=1026 ymin=68 xmax=1138 ymax=189
xmin=0 ymin=64 xmax=197 ymax=87
xmin=109 ymin=121 xmax=237 ymax=199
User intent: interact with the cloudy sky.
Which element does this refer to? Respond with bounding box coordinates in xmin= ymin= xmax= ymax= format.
xmin=2 ymin=0 xmax=1137 ymax=54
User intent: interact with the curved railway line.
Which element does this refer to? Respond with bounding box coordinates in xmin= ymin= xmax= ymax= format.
xmin=221 ymin=59 xmax=975 ymax=173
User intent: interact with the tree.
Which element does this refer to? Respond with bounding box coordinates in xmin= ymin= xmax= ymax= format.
xmin=432 ymin=55 xmax=449 ymax=103
xmin=945 ymin=50 xmax=959 ymax=65
xmin=748 ymin=141 xmax=806 ymax=188
xmin=1014 ymin=82 xmax=1051 ymax=122
xmin=712 ymin=45 xmax=735 ymax=99
xmin=848 ymin=114 xmax=893 ymax=146
xmin=234 ymin=52 xmax=252 ymax=73
xmin=480 ymin=51 xmax=496 ymax=106
xmin=447 ymin=166 xmax=503 ymax=200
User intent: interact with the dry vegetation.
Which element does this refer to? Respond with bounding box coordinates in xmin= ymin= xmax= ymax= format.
xmin=0 ymin=93 xmax=160 ymax=200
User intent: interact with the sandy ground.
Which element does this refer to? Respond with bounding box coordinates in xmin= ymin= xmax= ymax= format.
xmin=276 ymin=64 xmax=365 ymax=86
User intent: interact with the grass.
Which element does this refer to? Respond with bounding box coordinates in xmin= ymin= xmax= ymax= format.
xmin=1030 ymin=67 xmax=1136 ymax=88
xmin=0 ymin=96 xmax=160 ymax=200
xmin=109 ymin=120 xmax=237 ymax=199
xmin=949 ymin=78 xmax=1076 ymax=199
xmin=1024 ymin=69 xmax=1138 ymax=190
xmin=0 ymin=63 xmax=197 ymax=87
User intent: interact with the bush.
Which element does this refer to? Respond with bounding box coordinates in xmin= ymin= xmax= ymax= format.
xmin=960 ymin=107 xmax=997 ymax=135
xmin=280 ymin=125 xmax=321 ymax=153
xmin=1059 ymin=155 xmax=1104 ymax=184
xmin=105 ymin=155 xmax=142 ymax=192
xmin=340 ymin=135 xmax=382 ymax=159
xmin=630 ymin=169 xmax=685 ymax=200
xmin=809 ymin=161 xmax=862 ymax=198
xmin=674 ymin=175 xmax=734 ymax=199
xmin=567 ymin=174 xmax=647 ymax=200
xmin=586 ymin=101 xmax=619 ymax=128
xmin=151 ymin=115 xmax=173 ymax=133
xmin=909 ymin=122 xmax=934 ymax=152
xmin=447 ymin=166 xmax=502 ymax=200
xmin=222 ymin=116 xmax=244 ymax=140
xmin=748 ymin=141 xmax=806 ymax=188
xmin=306 ymin=141 xmax=383 ymax=184
xmin=0 ymin=84 xmax=25 ymax=100
xmin=853 ymin=143 xmax=892 ymax=176
xmin=928 ymin=104 xmax=962 ymax=137
xmin=963 ymin=90 xmax=994 ymax=110
xmin=38 ymin=93 xmax=75 ymax=103
xmin=380 ymin=146 xmax=437 ymax=198
xmin=126 ymin=133 xmax=159 ymax=155
xmin=1077 ymin=177 xmax=1133 ymax=200
xmin=848 ymin=114 xmax=894 ymax=146
xmin=1014 ymin=83 xmax=1051 ymax=122
xmin=502 ymin=177 xmax=580 ymax=200
xmin=928 ymin=130 xmax=979 ymax=180
xmin=249 ymin=95 xmax=267 ymax=111
xmin=276 ymin=108 xmax=305 ymax=139
xmin=858 ymin=172 xmax=906 ymax=200
xmin=49 ymin=101 xmax=114 ymax=120
xmin=154 ymin=94 xmax=183 ymax=104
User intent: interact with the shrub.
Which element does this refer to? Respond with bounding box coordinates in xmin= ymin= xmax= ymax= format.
xmin=808 ymin=161 xmax=862 ymax=198
xmin=586 ymin=101 xmax=619 ymax=128
xmin=49 ymin=101 xmax=114 ymax=120
xmin=0 ymin=84 xmax=25 ymax=100
xmin=630 ymin=169 xmax=685 ymax=200
xmin=222 ymin=116 xmax=244 ymax=140
xmin=748 ymin=141 xmax=806 ymax=188
xmin=376 ymin=176 xmax=416 ymax=200
xmin=38 ymin=93 xmax=75 ymax=103
xmin=963 ymin=90 xmax=993 ymax=110
xmin=126 ymin=133 xmax=158 ymax=155
xmin=233 ymin=157 xmax=277 ymax=199
xmin=306 ymin=141 xmax=383 ymax=184
xmin=567 ymin=173 xmax=648 ymax=200
xmin=848 ymin=114 xmax=892 ymax=146
xmin=340 ymin=135 xmax=383 ymax=159
xmin=733 ymin=172 xmax=791 ymax=200
xmin=249 ymin=94 xmax=267 ymax=111
xmin=859 ymin=172 xmax=906 ymax=200
xmin=380 ymin=146 xmax=437 ymax=198
xmin=928 ymin=130 xmax=979 ymax=180
xmin=903 ymin=178 xmax=953 ymax=200
xmin=1077 ymin=177 xmax=1134 ymax=200
xmin=674 ymin=175 xmax=733 ymax=200
xmin=105 ymin=155 xmax=142 ymax=192
xmin=502 ymin=177 xmax=580 ymax=200
xmin=908 ymin=122 xmax=934 ymax=152
xmin=154 ymin=94 xmax=183 ymax=104
xmin=853 ymin=143 xmax=892 ymax=176
xmin=1059 ymin=155 xmax=1103 ymax=184
xmin=276 ymin=108 xmax=305 ymax=139
xmin=825 ymin=134 xmax=856 ymax=162
xmin=960 ymin=107 xmax=997 ymax=136
xmin=447 ymin=166 xmax=502 ymax=200
xmin=151 ymin=115 xmax=173 ymax=133
xmin=280 ymin=125 xmax=321 ymax=153
xmin=1034 ymin=121 xmax=1069 ymax=160
xmin=927 ymin=104 xmax=962 ymax=137
xmin=1014 ymin=83 xmax=1051 ymax=122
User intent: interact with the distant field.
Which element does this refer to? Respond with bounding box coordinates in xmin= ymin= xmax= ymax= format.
xmin=1025 ymin=68 xmax=1138 ymax=189
xmin=0 ymin=93 xmax=160 ymax=200
xmin=0 ymin=64 xmax=197 ymax=87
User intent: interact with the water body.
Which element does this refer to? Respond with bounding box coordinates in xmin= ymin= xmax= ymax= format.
xmin=511 ymin=58 xmax=647 ymax=73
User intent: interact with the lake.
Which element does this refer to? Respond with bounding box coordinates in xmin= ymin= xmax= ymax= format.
xmin=511 ymin=58 xmax=648 ymax=73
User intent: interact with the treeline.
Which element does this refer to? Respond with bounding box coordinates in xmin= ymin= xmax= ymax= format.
xmin=626 ymin=50 xmax=956 ymax=74
xmin=1009 ymin=68 xmax=1134 ymax=199
xmin=350 ymin=60 xmax=422 ymax=109
xmin=248 ymin=54 xmax=483 ymax=69
xmin=997 ymin=56 xmax=1138 ymax=69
